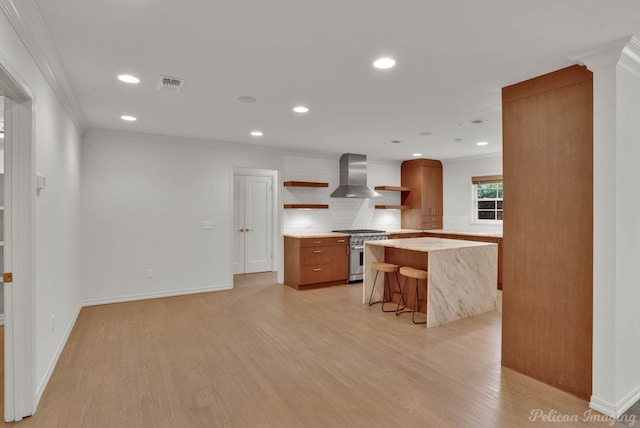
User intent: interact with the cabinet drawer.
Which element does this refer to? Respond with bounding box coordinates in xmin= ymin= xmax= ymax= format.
xmin=422 ymin=215 xmax=442 ymax=230
xmin=423 ymin=225 xmax=443 ymax=230
xmin=300 ymin=246 xmax=334 ymax=265
xmin=300 ymin=264 xmax=334 ymax=284
xmin=422 ymin=222 xmax=443 ymax=230
xmin=299 ymin=237 xmax=348 ymax=247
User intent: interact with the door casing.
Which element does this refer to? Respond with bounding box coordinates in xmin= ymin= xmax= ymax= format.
xmin=0 ymin=51 xmax=35 ymax=422
xmin=231 ymin=168 xmax=279 ymax=281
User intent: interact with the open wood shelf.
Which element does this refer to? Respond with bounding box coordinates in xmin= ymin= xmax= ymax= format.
xmin=284 ymin=204 xmax=329 ymax=209
xmin=284 ymin=181 xmax=329 ymax=188
xmin=375 ymin=205 xmax=408 ymax=210
xmin=374 ymin=185 xmax=411 ymax=192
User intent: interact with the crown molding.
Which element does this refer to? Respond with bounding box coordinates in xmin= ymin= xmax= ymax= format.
xmin=570 ymin=36 xmax=632 ymax=72
xmin=0 ymin=0 xmax=88 ymax=132
xmin=619 ymin=36 xmax=640 ymax=80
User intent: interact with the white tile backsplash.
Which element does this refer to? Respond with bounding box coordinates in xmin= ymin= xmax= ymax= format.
xmin=283 ymin=154 xmax=402 ymax=234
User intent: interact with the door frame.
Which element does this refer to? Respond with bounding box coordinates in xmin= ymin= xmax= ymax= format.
xmin=0 ymin=52 xmax=36 ymax=422
xmin=230 ymin=167 xmax=280 ymax=285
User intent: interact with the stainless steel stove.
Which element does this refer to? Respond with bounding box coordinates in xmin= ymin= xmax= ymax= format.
xmin=333 ymin=229 xmax=388 ymax=282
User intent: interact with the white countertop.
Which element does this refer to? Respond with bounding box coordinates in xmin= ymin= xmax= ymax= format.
xmin=386 ymin=229 xmax=424 ymax=234
xmin=367 ymin=237 xmax=496 ymax=252
xmin=424 ymin=229 xmax=503 ymax=239
xmin=284 ymin=232 xmax=349 ymax=239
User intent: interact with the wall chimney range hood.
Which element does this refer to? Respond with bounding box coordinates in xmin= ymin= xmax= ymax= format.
xmin=330 ymin=153 xmax=382 ymax=198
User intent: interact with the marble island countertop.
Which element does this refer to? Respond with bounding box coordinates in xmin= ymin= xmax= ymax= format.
xmin=368 ymin=237 xmax=496 ymax=252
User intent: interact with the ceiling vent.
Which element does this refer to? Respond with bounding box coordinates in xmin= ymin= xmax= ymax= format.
xmin=157 ymin=76 xmax=185 ymax=92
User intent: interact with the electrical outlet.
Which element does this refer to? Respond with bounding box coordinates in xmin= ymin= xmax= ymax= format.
xmin=146 ymin=269 xmax=153 ymax=279
xmin=202 ymin=220 xmax=214 ymax=230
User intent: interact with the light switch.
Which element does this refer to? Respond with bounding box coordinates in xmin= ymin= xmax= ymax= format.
xmin=202 ymin=220 xmax=214 ymax=230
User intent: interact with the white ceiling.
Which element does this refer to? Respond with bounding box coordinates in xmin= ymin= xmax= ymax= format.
xmin=33 ymin=0 xmax=640 ymax=161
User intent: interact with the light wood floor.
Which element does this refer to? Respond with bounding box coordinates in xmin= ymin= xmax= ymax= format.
xmin=6 ymin=274 xmax=638 ymax=427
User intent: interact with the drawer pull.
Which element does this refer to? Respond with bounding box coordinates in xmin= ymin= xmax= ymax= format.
xmin=313 ymin=250 xmax=322 ymax=253
xmin=312 ymin=241 xmax=322 ymax=244
xmin=337 ymin=239 xmax=345 ymax=243
xmin=313 ymin=268 xmax=322 ymax=272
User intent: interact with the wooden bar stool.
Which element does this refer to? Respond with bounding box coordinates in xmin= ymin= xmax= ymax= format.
xmin=396 ymin=266 xmax=428 ymax=324
xmin=368 ymin=261 xmax=404 ymax=312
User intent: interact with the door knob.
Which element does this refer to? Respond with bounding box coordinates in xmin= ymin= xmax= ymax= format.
xmin=238 ymin=228 xmax=245 ymax=232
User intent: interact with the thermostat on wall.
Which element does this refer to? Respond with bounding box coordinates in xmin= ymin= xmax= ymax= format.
xmin=36 ymin=173 xmax=46 ymax=191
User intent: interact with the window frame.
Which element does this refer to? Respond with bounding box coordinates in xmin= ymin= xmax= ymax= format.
xmin=471 ymin=175 xmax=503 ymax=224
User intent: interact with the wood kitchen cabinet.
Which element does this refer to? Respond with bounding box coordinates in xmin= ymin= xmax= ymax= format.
xmin=400 ymin=158 xmax=443 ymax=230
xmin=501 ymin=65 xmax=593 ymax=400
xmin=284 ymin=236 xmax=349 ymax=289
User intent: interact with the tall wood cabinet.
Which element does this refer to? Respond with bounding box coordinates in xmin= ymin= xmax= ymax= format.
xmin=501 ymin=65 xmax=593 ymax=400
xmin=400 ymin=158 xmax=443 ymax=230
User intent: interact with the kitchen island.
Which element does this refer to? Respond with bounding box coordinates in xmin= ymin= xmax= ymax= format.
xmin=423 ymin=229 xmax=503 ymax=289
xmin=364 ymin=237 xmax=497 ymax=327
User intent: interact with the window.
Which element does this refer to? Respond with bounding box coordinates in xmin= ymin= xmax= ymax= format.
xmin=472 ymin=175 xmax=503 ymax=223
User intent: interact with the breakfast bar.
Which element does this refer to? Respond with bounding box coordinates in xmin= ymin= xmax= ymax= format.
xmin=364 ymin=237 xmax=498 ymax=327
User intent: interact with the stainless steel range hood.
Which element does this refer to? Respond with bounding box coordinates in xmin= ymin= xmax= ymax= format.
xmin=330 ymin=153 xmax=382 ymax=198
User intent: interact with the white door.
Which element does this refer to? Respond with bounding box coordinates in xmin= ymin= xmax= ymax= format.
xmin=233 ymin=174 xmax=273 ymax=274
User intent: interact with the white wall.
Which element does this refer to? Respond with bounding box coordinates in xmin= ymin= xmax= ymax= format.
xmin=586 ymin=36 xmax=640 ymax=418
xmin=81 ymin=132 xmax=402 ymax=303
xmin=614 ymin=57 xmax=640 ymax=409
xmin=441 ymin=153 xmax=503 ymax=232
xmin=0 ymin=10 xmax=83 ymax=404
xmin=81 ymin=129 xmax=285 ymax=303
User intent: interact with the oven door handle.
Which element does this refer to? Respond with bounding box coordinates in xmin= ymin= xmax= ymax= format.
xmin=352 ymin=245 xmax=364 ymax=250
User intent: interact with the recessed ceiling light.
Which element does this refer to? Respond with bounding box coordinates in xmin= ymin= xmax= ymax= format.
xmin=476 ymin=141 xmax=489 ymax=146
xmin=293 ymin=106 xmax=309 ymax=113
xmin=236 ymin=95 xmax=257 ymax=104
xmin=250 ymin=131 xmax=263 ymax=137
xmin=373 ymin=57 xmax=396 ymax=69
xmin=117 ymin=74 xmax=140 ymax=84
xmin=412 ymin=153 xmax=422 ymax=157
xmin=390 ymin=140 xmax=401 ymax=144
xmin=471 ymin=119 xmax=487 ymax=124
xmin=121 ymin=115 xmax=137 ymax=122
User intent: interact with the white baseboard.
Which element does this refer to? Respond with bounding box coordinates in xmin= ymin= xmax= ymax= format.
xmin=591 ymin=385 xmax=640 ymax=418
xmin=82 ymin=284 xmax=232 ymax=307
xmin=35 ymin=303 xmax=83 ymax=409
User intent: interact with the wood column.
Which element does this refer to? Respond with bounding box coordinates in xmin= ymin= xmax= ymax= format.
xmin=501 ymin=65 xmax=593 ymax=400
